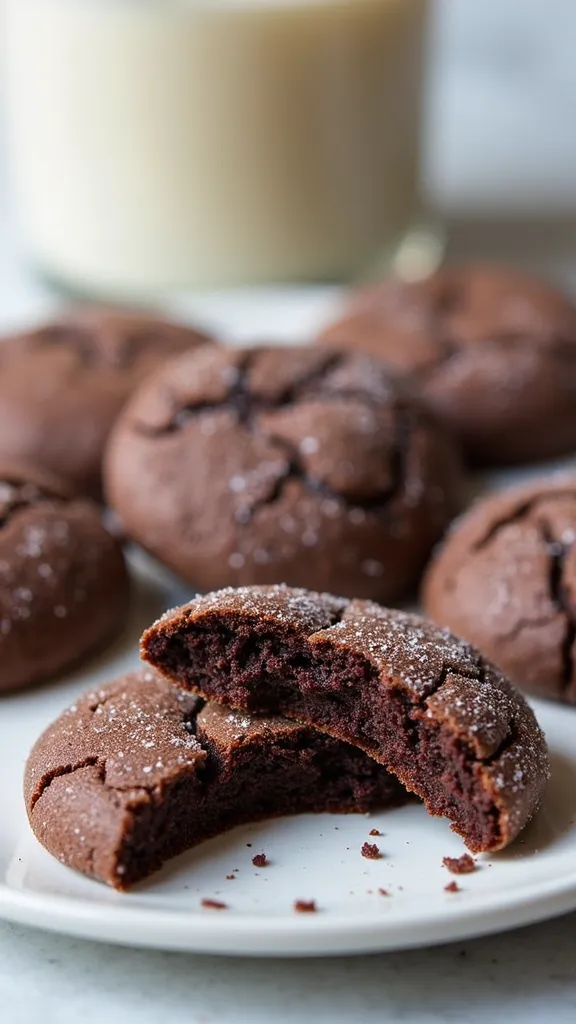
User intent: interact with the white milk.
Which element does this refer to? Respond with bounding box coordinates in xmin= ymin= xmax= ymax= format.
xmin=2 ymin=0 xmax=429 ymax=293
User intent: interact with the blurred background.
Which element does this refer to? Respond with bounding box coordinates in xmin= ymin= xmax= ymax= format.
xmin=430 ymin=0 xmax=576 ymax=276
xmin=0 ymin=0 xmax=576 ymax=322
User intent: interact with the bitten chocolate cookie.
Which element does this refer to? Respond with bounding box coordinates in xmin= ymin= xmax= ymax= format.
xmin=0 ymin=307 xmax=211 ymax=498
xmin=105 ymin=345 xmax=462 ymax=601
xmin=317 ymin=265 xmax=576 ymax=465
xmin=423 ymin=475 xmax=576 ymax=704
xmin=142 ymin=585 xmax=550 ymax=853
xmin=24 ymin=670 xmax=406 ymax=889
xmin=0 ymin=462 xmax=129 ymax=692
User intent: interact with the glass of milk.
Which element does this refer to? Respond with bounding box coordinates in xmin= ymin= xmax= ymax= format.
xmin=2 ymin=0 xmax=437 ymax=295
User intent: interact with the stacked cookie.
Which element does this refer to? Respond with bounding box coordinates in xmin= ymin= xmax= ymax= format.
xmin=26 ymin=585 xmax=549 ymax=889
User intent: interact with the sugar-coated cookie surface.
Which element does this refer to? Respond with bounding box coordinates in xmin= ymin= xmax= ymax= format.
xmin=142 ymin=584 xmax=550 ymax=853
xmin=423 ymin=474 xmax=576 ymax=704
xmin=105 ymin=344 xmax=462 ymax=601
xmin=0 ymin=461 xmax=129 ymax=692
xmin=317 ymin=264 xmax=576 ymax=466
xmin=24 ymin=670 xmax=406 ymax=889
xmin=0 ymin=307 xmax=211 ymax=498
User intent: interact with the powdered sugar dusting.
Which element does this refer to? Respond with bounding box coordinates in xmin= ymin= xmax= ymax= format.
xmin=128 ymin=345 xmax=457 ymax=593
xmin=33 ymin=672 xmax=206 ymax=796
xmin=146 ymin=584 xmax=549 ymax=851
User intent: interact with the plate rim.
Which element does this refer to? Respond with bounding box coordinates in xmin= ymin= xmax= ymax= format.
xmin=3 ymin=863 xmax=576 ymax=956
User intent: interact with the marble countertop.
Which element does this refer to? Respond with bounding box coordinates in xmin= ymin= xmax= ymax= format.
xmin=2 ymin=912 xmax=576 ymax=1024
xmin=3 ymin=2 xmax=576 ymax=1021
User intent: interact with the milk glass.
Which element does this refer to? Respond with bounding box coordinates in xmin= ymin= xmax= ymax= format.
xmin=2 ymin=0 xmax=439 ymax=295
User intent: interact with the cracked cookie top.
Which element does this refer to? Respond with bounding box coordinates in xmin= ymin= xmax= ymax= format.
xmin=24 ymin=671 xmax=206 ymax=814
xmin=143 ymin=584 xmax=550 ymax=852
xmin=423 ymin=474 xmax=576 ymax=704
xmin=105 ymin=345 xmax=463 ymax=601
xmin=317 ymin=265 xmax=576 ymax=466
xmin=0 ymin=308 xmax=212 ymax=499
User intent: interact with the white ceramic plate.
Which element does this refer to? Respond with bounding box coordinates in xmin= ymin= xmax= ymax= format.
xmin=1 ymin=291 xmax=576 ymax=957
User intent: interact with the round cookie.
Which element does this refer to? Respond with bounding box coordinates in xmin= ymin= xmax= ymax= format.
xmin=105 ymin=345 xmax=463 ymax=602
xmin=0 ymin=307 xmax=212 ymax=498
xmin=25 ymin=669 xmax=405 ymax=889
xmin=422 ymin=475 xmax=576 ymax=705
xmin=317 ymin=264 xmax=576 ymax=465
xmin=142 ymin=584 xmax=550 ymax=853
xmin=0 ymin=462 xmax=129 ymax=692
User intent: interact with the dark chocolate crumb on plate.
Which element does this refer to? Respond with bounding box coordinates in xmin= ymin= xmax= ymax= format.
xmin=444 ymin=881 xmax=460 ymax=894
xmin=443 ymin=853 xmax=477 ymax=875
xmin=294 ymin=899 xmax=317 ymax=913
xmin=252 ymin=853 xmax=267 ymax=868
xmin=201 ymin=898 xmax=228 ymax=910
xmin=378 ymin=888 xmax=391 ymax=896
xmin=361 ymin=842 xmax=381 ymax=860
xmin=226 ymin=874 xmax=236 ymax=880
xmin=369 ymin=828 xmax=382 ymax=836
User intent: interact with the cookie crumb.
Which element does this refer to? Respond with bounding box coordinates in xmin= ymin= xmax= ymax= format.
xmin=369 ymin=828 xmax=381 ymax=837
xmin=252 ymin=853 xmax=267 ymax=868
xmin=378 ymin=888 xmax=391 ymax=896
xmin=444 ymin=881 xmax=460 ymax=894
xmin=443 ymin=854 xmax=476 ymax=875
xmin=246 ymin=843 xmax=252 ymax=848
xmin=201 ymin=898 xmax=227 ymax=910
xmin=225 ymin=874 xmax=236 ymax=880
xmin=361 ymin=842 xmax=381 ymax=860
xmin=294 ymin=899 xmax=317 ymax=913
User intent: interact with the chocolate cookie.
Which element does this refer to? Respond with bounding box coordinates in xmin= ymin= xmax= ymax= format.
xmin=423 ymin=475 xmax=576 ymax=704
xmin=24 ymin=670 xmax=406 ymax=889
xmin=105 ymin=345 xmax=462 ymax=601
xmin=142 ymin=585 xmax=549 ymax=853
xmin=0 ymin=462 xmax=129 ymax=692
xmin=0 ymin=308 xmax=212 ymax=498
xmin=317 ymin=265 xmax=576 ymax=465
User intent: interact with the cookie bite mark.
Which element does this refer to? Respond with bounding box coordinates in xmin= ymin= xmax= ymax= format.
xmin=142 ymin=585 xmax=550 ymax=853
xmin=24 ymin=670 xmax=407 ymax=890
